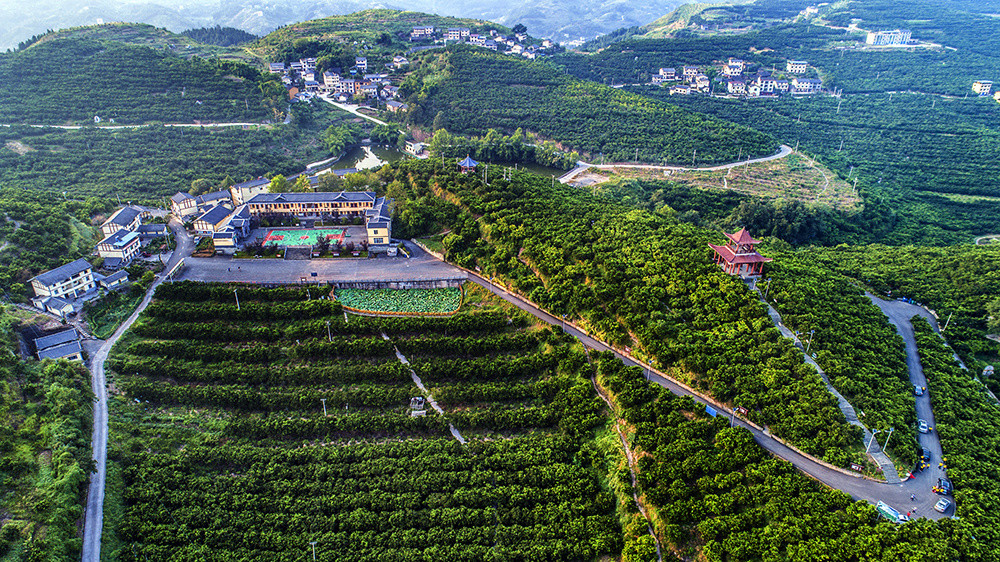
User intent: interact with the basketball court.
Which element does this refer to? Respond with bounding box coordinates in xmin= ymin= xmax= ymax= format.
xmin=262 ymin=228 xmax=346 ymax=246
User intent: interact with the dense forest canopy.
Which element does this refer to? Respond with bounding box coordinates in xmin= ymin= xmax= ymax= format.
xmin=181 ymin=25 xmax=257 ymax=46
xmin=0 ymin=310 xmax=94 ymax=559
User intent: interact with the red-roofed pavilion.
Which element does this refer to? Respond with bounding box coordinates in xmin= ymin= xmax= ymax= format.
xmin=708 ymin=228 xmax=772 ymax=278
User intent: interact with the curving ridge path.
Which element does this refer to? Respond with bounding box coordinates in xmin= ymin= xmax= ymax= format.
xmin=81 ymin=219 xmax=193 ymax=562
xmin=461 ymin=269 xmax=954 ymax=520
xmin=559 ymin=145 xmax=794 ymax=184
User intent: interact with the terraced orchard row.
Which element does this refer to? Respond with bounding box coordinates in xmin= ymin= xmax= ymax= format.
xmin=103 ymin=282 xmax=619 ymax=560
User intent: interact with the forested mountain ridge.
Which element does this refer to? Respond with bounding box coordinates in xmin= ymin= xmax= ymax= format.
xmin=0 ymin=38 xmax=284 ymax=125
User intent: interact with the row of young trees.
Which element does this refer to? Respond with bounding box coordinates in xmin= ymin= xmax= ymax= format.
xmin=105 ymin=284 xmax=621 ymax=559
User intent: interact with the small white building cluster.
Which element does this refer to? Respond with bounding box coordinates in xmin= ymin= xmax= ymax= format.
xmin=410 ymin=26 xmax=555 ymax=61
xmin=94 ymin=207 xmax=169 ymax=270
xmin=865 ymin=29 xmax=912 ymax=46
xmin=655 ymin=57 xmax=822 ymax=98
xmin=269 ymin=57 xmax=404 ymax=104
xmin=972 ymin=80 xmax=993 ymax=96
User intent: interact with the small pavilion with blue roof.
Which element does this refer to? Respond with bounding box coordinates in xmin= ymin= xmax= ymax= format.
xmin=458 ymin=156 xmax=479 ymax=173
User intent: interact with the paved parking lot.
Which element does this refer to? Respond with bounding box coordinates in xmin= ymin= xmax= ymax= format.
xmin=177 ymin=242 xmax=465 ymax=284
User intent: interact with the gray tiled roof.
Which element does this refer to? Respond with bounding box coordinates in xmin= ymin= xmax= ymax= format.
xmin=136 ymin=224 xmax=168 ymax=235
xmin=30 ymin=258 xmax=92 ymax=287
xmin=101 ymin=270 xmax=129 ymax=285
xmin=197 ymin=191 xmax=232 ymax=205
xmin=233 ymin=178 xmax=269 ymax=190
xmin=99 ymin=229 xmax=140 ymax=248
xmin=245 ymin=191 xmax=375 ymax=204
xmin=33 ymin=328 xmax=79 ymax=351
xmin=107 ymin=206 xmax=143 ymax=226
xmin=171 ymin=192 xmax=194 ymax=203
xmin=196 ymin=204 xmax=233 ymax=226
xmin=38 ymin=341 xmax=82 ymax=360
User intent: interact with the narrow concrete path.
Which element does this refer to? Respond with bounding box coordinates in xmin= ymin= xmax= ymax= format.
xmin=317 ymin=96 xmax=393 ymax=127
xmin=592 ymin=377 xmax=663 ymax=562
xmin=383 ymin=332 xmax=466 ymax=444
xmin=81 ymin=218 xmax=193 ymax=562
xmin=762 ymin=298 xmax=898 ymax=482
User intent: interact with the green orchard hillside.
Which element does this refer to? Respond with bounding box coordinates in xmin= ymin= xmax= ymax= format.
xmin=553 ymin=0 xmax=1000 ymax=244
xmin=399 ymin=47 xmax=778 ymax=165
xmin=390 ymin=158 xmax=860 ymax=464
xmin=0 ymin=36 xmax=284 ymax=125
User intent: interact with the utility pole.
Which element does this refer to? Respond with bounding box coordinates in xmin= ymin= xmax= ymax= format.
xmin=326 ymin=320 xmax=332 ymax=342
xmin=310 ymin=541 xmax=317 ymax=561
xmin=943 ymin=311 xmax=953 ymax=331
xmin=307 ymin=287 xmax=311 ymax=300
xmin=635 ymin=147 xmax=639 ymax=162
xmin=320 ymin=399 xmax=328 ymax=416
xmin=233 ymin=289 xmax=240 ymax=311
xmin=806 ymin=329 xmax=815 ymax=355
xmin=838 ymin=138 xmax=844 ymax=151
xmin=692 ymin=149 xmax=696 ymax=166
xmin=883 ymin=427 xmax=895 ymax=451
xmin=764 ymin=277 xmax=772 ymax=300
xmin=837 ymin=98 xmax=842 ymax=113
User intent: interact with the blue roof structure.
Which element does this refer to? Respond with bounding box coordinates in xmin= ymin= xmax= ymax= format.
xmin=38 ymin=341 xmax=82 ymax=360
xmin=458 ymin=156 xmax=479 ymax=168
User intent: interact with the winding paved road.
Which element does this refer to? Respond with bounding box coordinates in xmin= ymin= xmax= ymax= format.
xmin=461 ymin=269 xmax=953 ymax=520
xmin=560 ymin=144 xmax=794 ymax=184
xmin=81 ymin=219 xmax=194 ymax=562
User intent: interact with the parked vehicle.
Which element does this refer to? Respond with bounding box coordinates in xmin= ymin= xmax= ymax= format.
xmin=935 ymin=478 xmax=953 ymax=495
xmin=934 ymin=498 xmax=952 ymax=513
xmin=918 ymin=419 xmax=929 ymax=433
xmin=914 ymin=385 xmax=925 ymax=396
xmin=921 ymin=448 xmax=932 ymax=461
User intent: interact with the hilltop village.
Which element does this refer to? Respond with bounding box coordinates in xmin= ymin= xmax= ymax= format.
xmin=270 ymin=25 xmax=557 ymax=104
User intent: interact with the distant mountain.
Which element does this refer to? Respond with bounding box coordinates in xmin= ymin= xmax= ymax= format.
xmin=1 ymin=0 xmax=694 ymax=51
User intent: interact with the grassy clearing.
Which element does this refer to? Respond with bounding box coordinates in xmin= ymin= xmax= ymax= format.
xmin=597 ymin=152 xmax=861 ymax=210
xmin=86 ymin=290 xmax=143 ymax=340
xmin=415 ymin=232 xmax=447 ymax=253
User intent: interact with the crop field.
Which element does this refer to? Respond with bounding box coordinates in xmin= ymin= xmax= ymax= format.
xmin=263 ymin=228 xmax=345 ymax=247
xmin=103 ymin=281 xmax=618 ymax=560
xmin=335 ymin=287 xmax=462 ymax=314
